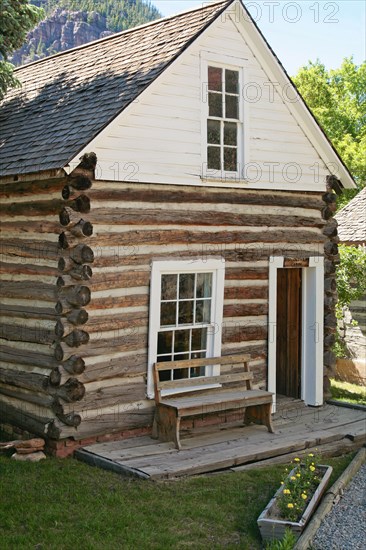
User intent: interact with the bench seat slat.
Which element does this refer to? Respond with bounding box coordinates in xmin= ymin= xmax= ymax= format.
xmin=161 ymin=390 xmax=273 ymax=411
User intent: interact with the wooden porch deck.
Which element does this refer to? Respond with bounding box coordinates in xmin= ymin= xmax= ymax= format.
xmin=75 ymin=399 xmax=366 ymax=480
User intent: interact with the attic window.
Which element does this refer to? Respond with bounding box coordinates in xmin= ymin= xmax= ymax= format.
xmin=207 ymin=66 xmax=240 ymax=173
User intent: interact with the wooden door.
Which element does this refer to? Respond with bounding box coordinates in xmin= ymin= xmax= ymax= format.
xmin=276 ymin=268 xmax=302 ymax=398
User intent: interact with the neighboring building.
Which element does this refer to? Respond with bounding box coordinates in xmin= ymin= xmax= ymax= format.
xmin=0 ymin=0 xmax=355 ymax=453
xmin=335 ymin=188 xmax=366 ymax=384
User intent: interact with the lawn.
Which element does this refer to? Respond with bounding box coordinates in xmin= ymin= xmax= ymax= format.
xmin=0 ymin=452 xmax=355 ymax=549
xmin=330 ymin=378 xmax=366 ymax=406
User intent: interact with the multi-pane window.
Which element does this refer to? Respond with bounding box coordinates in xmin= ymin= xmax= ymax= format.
xmin=157 ymin=272 xmax=213 ymax=381
xmin=207 ymin=66 xmax=240 ymax=173
xmin=147 ymin=260 xmax=225 ymax=397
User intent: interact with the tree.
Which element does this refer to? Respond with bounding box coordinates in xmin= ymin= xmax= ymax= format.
xmin=0 ymin=0 xmax=44 ymax=99
xmin=293 ymin=59 xmax=366 ymax=209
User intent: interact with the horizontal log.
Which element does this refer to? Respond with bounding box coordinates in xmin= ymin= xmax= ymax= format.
xmin=0 ymin=261 xmax=58 ymax=278
xmin=80 ymin=271 xmax=149 ymax=292
xmin=54 ymin=333 xmax=146 ymax=360
xmin=0 ymin=323 xmax=55 ymax=345
xmin=0 ymin=366 xmax=53 ymax=393
xmin=0 ymin=199 xmax=64 ymax=218
xmin=84 ymin=312 xmax=147 ymax=334
xmin=0 ymin=400 xmax=60 ymax=438
xmin=0 ymin=345 xmax=58 ymax=369
xmin=0 ymin=281 xmax=57 ymax=302
xmin=61 ymin=355 xmax=86 ymax=375
xmin=80 ymin=353 xmax=147 ymax=383
xmin=0 ymin=383 xmax=58 ymax=410
xmin=0 ymin=239 xmax=59 ymax=261
xmin=225 ymin=267 xmax=268 ymax=280
xmin=0 ymin=176 xmax=66 ymax=199
xmin=68 ymin=381 xmax=145 ymax=412
xmin=223 ymin=303 xmax=268 ymax=317
xmin=88 ymin=293 xmax=148 ymax=310
xmin=59 ymin=285 xmax=91 ymax=307
xmin=85 ymin=207 xmax=324 ymax=229
xmin=0 ymin=220 xmax=60 ymax=235
xmin=88 ymin=187 xmax=324 ymax=210
xmin=0 ymin=304 xmax=57 ymax=321
xmin=224 ymin=286 xmax=268 ymax=300
xmin=84 ymin=229 xmax=326 ymax=248
xmin=223 ymin=325 xmax=267 ymax=344
xmin=59 ymin=232 xmax=93 ymax=250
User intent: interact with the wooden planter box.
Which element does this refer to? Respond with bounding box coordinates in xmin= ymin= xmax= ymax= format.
xmin=257 ymin=464 xmax=333 ymax=542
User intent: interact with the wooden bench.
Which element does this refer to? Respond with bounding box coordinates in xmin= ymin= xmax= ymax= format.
xmin=152 ymin=354 xmax=274 ymax=450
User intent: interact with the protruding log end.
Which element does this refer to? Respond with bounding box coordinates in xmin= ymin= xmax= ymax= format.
xmin=70 ymin=219 xmax=93 ymax=238
xmin=66 ymin=309 xmax=89 ymax=326
xmin=63 ymin=329 xmax=90 ymax=348
xmin=49 ymin=367 xmax=61 ymax=386
xmin=68 ymin=174 xmax=92 ymax=191
xmin=56 ymin=412 xmax=82 ymax=427
xmin=70 ymin=244 xmax=94 ymax=264
xmin=62 ymin=355 xmax=86 ymax=375
xmin=78 ymin=152 xmax=97 ymax=171
xmin=60 ymin=208 xmax=70 ymax=226
xmin=54 ymin=344 xmax=64 ymax=361
xmin=60 ymin=285 xmax=91 ymax=307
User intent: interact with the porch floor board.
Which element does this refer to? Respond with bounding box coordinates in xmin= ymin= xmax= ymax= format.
xmin=75 ymin=400 xmax=366 ymax=479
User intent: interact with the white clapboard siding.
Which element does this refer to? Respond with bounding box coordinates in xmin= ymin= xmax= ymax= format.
xmin=76 ymin=14 xmax=330 ymax=191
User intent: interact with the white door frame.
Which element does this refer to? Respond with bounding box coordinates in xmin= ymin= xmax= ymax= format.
xmin=268 ymin=256 xmax=324 ymax=411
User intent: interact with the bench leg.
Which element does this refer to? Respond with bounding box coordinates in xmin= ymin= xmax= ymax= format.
xmin=244 ymin=404 xmax=274 ymax=434
xmin=152 ymin=405 xmax=182 ymax=450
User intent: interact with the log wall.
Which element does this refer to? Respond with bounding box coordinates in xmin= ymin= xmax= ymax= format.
xmin=1 ymin=155 xmax=334 ymax=442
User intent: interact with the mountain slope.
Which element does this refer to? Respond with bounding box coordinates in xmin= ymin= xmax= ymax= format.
xmin=11 ymin=0 xmax=161 ymax=66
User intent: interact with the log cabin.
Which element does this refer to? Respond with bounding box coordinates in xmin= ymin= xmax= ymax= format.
xmin=0 ymin=0 xmax=356 ymax=455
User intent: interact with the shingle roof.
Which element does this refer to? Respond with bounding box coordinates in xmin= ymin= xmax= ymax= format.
xmin=335 ymin=188 xmax=366 ymax=244
xmin=0 ymin=0 xmax=232 ymax=177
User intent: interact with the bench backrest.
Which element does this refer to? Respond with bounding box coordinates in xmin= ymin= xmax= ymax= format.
xmin=153 ymin=353 xmax=253 ymax=403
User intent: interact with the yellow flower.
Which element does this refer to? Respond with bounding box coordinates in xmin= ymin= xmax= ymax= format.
xmin=308 ymin=453 xmax=314 ymax=457
xmin=283 ymin=489 xmax=291 ymax=495
xmin=287 ymin=503 xmax=294 ymax=509
xmin=301 ymin=493 xmax=307 ymax=500
xmin=294 ymin=458 xmax=300 ymax=463
xmin=280 ymin=481 xmax=284 ymax=485
xmin=290 ymin=476 xmax=296 ymax=481
xmin=296 ymin=473 xmax=301 ymax=478
xmin=310 ymin=466 xmax=316 ymax=472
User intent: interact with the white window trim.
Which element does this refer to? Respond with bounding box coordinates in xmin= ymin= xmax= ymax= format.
xmin=147 ymin=258 xmax=225 ymax=399
xmin=200 ymin=50 xmax=249 ymax=183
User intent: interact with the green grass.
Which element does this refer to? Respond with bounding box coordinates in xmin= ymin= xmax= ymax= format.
xmin=330 ymin=378 xmax=366 ymax=406
xmin=0 ymin=452 xmax=355 ymax=549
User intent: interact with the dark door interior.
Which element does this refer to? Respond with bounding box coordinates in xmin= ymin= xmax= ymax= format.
xmin=276 ymin=268 xmax=302 ymax=398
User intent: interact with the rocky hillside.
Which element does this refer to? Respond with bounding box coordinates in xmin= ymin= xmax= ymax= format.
xmin=11 ymin=0 xmax=161 ymax=66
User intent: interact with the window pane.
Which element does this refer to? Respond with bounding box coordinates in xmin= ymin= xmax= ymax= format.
xmin=191 ymin=328 xmax=207 ymax=351
xmin=207 ymin=119 xmax=221 ymax=145
xmin=190 ymin=366 xmax=205 ymax=378
xmin=158 ymin=331 xmax=173 ymax=355
xmin=209 ymin=92 xmax=223 ymax=117
xmin=179 ymin=273 xmax=195 ymax=299
xmin=196 ymin=300 xmax=211 ymax=323
xmin=161 ymin=274 xmax=177 ymax=301
xmin=196 ymin=273 xmax=212 ymax=298
xmin=160 ymin=302 xmax=176 ymax=326
xmin=207 ymin=146 xmax=221 ymax=170
xmin=226 ymin=70 xmax=239 ymax=94
xmin=225 ymin=94 xmax=239 ymax=119
xmin=173 ymin=366 xmax=189 ymax=379
xmin=224 ymin=122 xmax=237 ymax=146
xmin=174 ymin=330 xmax=190 ymax=353
xmin=224 ymin=147 xmax=237 ymax=172
xmin=158 ymin=364 xmax=172 ymax=382
xmin=208 ymin=66 xmax=222 ymax=91
xmin=178 ymin=300 xmax=194 ymax=325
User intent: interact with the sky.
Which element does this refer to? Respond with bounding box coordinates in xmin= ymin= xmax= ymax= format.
xmin=152 ymin=0 xmax=365 ymax=75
